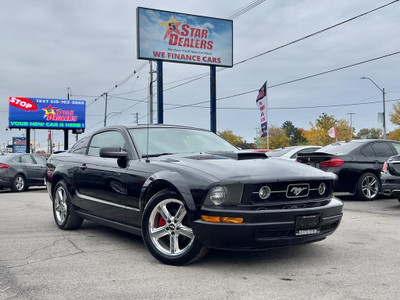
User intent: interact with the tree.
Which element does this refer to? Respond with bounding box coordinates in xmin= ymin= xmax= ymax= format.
xmin=390 ymin=101 xmax=400 ymax=126
xmin=355 ymin=128 xmax=382 ymax=139
xmin=281 ymin=120 xmax=307 ymax=145
xmin=388 ymin=102 xmax=400 ymax=141
xmin=388 ymin=129 xmax=400 ymax=141
xmin=303 ymin=113 xmax=351 ymax=146
xmin=218 ymin=130 xmax=247 ymax=148
xmin=254 ymin=126 xmax=289 ymax=149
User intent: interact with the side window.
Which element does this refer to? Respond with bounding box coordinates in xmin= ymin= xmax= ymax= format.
xmin=70 ymin=137 xmax=89 ymax=154
xmin=372 ymin=142 xmax=394 ymax=157
xmin=88 ymin=131 xmax=126 ymax=157
xmin=33 ymin=155 xmax=46 ymax=165
xmin=20 ymin=154 xmax=35 ymax=164
xmin=390 ymin=142 xmax=400 ymax=154
xmin=361 ymin=144 xmax=376 ymax=157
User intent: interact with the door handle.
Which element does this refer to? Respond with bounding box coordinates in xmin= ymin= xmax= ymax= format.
xmin=80 ymin=163 xmax=87 ymax=171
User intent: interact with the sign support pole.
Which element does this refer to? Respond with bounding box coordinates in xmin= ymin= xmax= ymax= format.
xmin=26 ymin=128 xmax=30 ymax=153
xmin=210 ymin=66 xmax=216 ymax=133
xmin=64 ymin=129 xmax=69 ymax=150
xmin=157 ymin=60 xmax=164 ymax=124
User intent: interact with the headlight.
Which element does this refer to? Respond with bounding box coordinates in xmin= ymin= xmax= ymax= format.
xmin=203 ymin=184 xmax=243 ymax=206
xmin=209 ymin=186 xmax=227 ymax=205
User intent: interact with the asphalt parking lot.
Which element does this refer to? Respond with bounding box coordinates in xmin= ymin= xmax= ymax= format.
xmin=1 ymin=188 xmax=399 ymax=300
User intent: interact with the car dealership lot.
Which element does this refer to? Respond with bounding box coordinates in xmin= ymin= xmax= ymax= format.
xmin=1 ymin=189 xmax=399 ymax=300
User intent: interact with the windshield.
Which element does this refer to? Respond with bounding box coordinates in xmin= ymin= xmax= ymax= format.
xmin=317 ymin=141 xmax=362 ymax=155
xmin=128 ymin=127 xmax=238 ymax=156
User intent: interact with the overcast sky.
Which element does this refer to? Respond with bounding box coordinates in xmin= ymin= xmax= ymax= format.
xmin=1 ymin=0 xmax=399 ymax=149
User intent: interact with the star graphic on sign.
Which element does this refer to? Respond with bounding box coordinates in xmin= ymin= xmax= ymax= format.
xmin=160 ymin=16 xmax=183 ymax=40
xmin=42 ymin=105 xmax=57 ymax=117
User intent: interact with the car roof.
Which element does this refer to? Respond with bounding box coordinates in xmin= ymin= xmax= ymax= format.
xmin=89 ymin=124 xmax=210 ymax=135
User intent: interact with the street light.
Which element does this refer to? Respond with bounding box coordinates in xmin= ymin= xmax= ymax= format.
xmin=360 ymin=76 xmax=386 ymax=139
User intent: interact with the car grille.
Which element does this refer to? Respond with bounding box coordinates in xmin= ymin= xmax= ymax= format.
xmin=242 ymin=180 xmax=332 ymax=209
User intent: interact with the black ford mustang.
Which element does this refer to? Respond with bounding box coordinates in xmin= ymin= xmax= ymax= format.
xmin=46 ymin=125 xmax=343 ymax=265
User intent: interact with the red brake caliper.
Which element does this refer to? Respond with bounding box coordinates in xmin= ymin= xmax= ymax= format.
xmin=157 ymin=213 xmax=166 ymax=227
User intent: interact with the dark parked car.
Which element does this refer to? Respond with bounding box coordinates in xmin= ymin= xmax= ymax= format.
xmin=381 ymin=155 xmax=400 ymax=204
xmin=46 ymin=125 xmax=343 ymax=265
xmin=297 ymin=139 xmax=400 ymax=201
xmin=0 ymin=153 xmax=47 ymax=192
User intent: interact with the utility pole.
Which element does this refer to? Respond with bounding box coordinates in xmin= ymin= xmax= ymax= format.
xmin=103 ymin=92 xmax=108 ymax=127
xmin=68 ymin=87 xmax=79 ymax=142
xmin=347 ymin=113 xmax=355 ymax=140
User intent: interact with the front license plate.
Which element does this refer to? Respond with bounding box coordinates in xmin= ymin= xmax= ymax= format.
xmin=295 ymin=215 xmax=321 ymax=236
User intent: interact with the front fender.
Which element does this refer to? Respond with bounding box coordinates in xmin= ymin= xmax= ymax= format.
xmin=139 ymin=170 xmax=196 ymax=213
xmin=48 ymin=163 xmax=75 ymax=200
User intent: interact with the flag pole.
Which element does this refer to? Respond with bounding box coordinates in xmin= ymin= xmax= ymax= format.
xmin=266 ymin=82 xmax=269 ymax=149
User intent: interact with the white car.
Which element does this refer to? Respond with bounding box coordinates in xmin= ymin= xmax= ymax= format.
xmin=267 ymin=145 xmax=321 ymax=160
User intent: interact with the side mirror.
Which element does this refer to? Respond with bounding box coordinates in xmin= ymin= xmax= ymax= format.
xmin=99 ymin=146 xmax=128 ymax=159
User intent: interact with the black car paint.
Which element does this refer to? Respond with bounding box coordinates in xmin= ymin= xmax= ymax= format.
xmin=46 ymin=125 xmax=343 ymax=261
xmin=297 ymin=140 xmax=400 ymax=194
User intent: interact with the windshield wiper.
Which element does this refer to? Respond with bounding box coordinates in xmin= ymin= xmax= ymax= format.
xmin=142 ymin=153 xmax=174 ymax=158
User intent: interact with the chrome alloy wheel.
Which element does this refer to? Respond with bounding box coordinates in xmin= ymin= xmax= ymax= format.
xmin=15 ymin=176 xmax=25 ymax=191
xmin=361 ymin=174 xmax=379 ymax=199
xmin=148 ymin=198 xmax=195 ymax=256
xmin=54 ymin=186 xmax=68 ymax=224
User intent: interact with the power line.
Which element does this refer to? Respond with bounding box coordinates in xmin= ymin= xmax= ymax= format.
xmin=163 ymin=50 xmax=400 ymax=111
xmin=234 ymin=0 xmax=399 ymax=66
xmin=269 ymin=50 xmax=400 ymax=89
xmin=210 ymin=98 xmax=400 ymax=111
xmin=92 ymin=62 xmax=147 ymax=102
xmin=87 ymin=95 xmax=150 ymax=131
xmin=159 ymin=0 xmax=399 ymax=93
xmin=227 ymin=0 xmax=266 ymax=19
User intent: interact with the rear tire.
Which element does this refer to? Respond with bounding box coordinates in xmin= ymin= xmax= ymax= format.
xmin=142 ymin=189 xmax=208 ymax=265
xmin=53 ymin=180 xmax=83 ymax=230
xmin=11 ymin=174 xmax=26 ymax=192
xmin=356 ymin=172 xmax=380 ymax=201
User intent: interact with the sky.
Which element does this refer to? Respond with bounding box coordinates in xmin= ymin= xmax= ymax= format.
xmin=1 ymin=0 xmax=399 ymax=150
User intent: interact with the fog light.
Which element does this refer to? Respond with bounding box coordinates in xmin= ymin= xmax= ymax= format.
xmin=209 ymin=186 xmax=227 ymax=205
xmin=259 ymin=186 xmax=271 ymax=199
xmin=318 ymin=183 xmax=326 ymax=195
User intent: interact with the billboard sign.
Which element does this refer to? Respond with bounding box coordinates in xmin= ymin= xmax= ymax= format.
xmin=8 ymin=97 xmax=86 ymax=130
xmin=137 ymin=7 xmax=233 ymax=67
xmin=12 ymin=137 xmax=26 ymax=153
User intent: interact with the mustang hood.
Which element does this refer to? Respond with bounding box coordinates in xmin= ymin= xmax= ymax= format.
xmin=150 ymin=152 xmax=337 ymax=183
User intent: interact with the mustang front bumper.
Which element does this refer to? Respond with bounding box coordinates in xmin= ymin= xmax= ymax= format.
xmin=192 ymin=197 xmax=343 ymax=250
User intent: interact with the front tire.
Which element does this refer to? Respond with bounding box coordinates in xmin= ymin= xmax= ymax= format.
xmin=11 ymin=174 xmax=26 ymax=192
xmin=356 ymin=172 xmax=380 ymax=201
xmin=142 ymin=189 xmax=208 ymax=265
xmin=53 ymin=180 xmax=83 ymax=230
